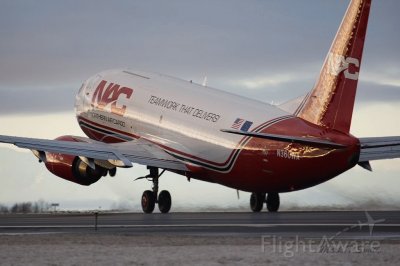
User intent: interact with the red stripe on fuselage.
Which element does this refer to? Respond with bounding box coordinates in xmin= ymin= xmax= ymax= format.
xmin=77 ymin=115 xmax=294 ymax=170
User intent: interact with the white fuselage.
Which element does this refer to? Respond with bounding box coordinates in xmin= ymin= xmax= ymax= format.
xmin=75 ymin=69 xmax=290 ymax=171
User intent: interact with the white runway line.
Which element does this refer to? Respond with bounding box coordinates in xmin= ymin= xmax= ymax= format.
xmin=1 ymin=223 xmax=400 ymax=228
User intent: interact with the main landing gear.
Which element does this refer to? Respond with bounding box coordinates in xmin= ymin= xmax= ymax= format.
xmin=250 ymin=192 xmax=280 ymax=212
xmin=138 ymin=167 xmax=172 ymax=214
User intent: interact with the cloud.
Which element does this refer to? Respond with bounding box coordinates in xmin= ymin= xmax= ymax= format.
xmin=352 ymin=102 xmax=400 ymax=137
xmin=0 ymin=111 xmax=83 ymax=138
xmin=0 ymin=1 xmax=397 ymax=98
xmin=361 ymin=67 xmax=400 ymax=87
xmin=357 ymin=82 xmax=400 ymax=103
xmin=0 ymin=0 xmax=398 ymax=88
xmin=0 ymin=86 xmax=77 ymax=114
xmin=232 ymin=72 xmax=309 ymax=90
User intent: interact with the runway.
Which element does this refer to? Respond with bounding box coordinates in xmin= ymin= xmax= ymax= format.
xmin=1 ymin=211 xmax=400 ymax=239
xmin=1 ymin=211 xmax=400 ymax=265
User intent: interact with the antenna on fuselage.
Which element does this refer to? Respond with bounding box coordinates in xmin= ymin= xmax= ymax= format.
xmin=202 ymin=76 xmax=208 ymax=87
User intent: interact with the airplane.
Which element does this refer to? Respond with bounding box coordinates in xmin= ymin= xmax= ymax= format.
xmin=358 ymin=211 xmax=385 ymax=236
xmin=1 ymin=0 xmax=399 ymax=214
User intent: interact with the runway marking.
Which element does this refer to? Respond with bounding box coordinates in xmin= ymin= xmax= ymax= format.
xmin=0 ymin=232 xmax=63 ymax=236
xmin=1 ymin=223 xmax=400 ymax=228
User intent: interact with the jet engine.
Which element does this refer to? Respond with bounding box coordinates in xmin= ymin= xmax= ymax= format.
xmin=39 ymin=136 xmax=111 ymax=186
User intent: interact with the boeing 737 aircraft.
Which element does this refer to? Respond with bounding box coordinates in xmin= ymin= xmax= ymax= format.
xmin=1 ymin=0 xmax=399 ymax=213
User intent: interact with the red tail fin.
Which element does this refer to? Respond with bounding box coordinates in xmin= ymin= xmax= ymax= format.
xmin=296 ymin=0 xmax=371 ymax=133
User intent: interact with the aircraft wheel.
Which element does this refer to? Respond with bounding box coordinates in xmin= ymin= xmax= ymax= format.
xmin=141 ymin=190 xmax=156 ymax=213
xmin=109 ymin=167 xmax=117 ymax=177
xmin=158 ymin=190 xmax=172 ymax=213
xmin=266 ymin=192 xmax=280 ymax=212
xmin=250 ymin=192 xmax=265 ymax=212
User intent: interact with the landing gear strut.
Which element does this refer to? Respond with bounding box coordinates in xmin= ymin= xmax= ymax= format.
xmin=249 ymin=192 xmax=280 ymax=212
xmin=139 ymin=167 xmax=172 ymax=214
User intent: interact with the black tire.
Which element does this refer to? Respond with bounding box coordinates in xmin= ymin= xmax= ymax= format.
xmin=266 ymin=193 xmax=280 ymax=212
xmin=250 ymin=193 xmax=265 ymax=212
xmin=158 ymin=190 xmax=172 ymax=213
xmin=109 ymin=168 xmax=117 ymax=177
xmin=141 ymin=190 xmax=156 ymax=213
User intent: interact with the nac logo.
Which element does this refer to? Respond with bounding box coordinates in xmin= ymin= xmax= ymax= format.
xmin=91 ymin=80 xmax=133 ymax=116
xmin=327 ymin=52 xmax=359 ymax=80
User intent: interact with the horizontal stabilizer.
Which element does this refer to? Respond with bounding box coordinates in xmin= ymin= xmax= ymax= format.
xmin=220 ymin=129 xmax=346 ymax=148
xmin=359 ymin=136 xmax=400 ymax=162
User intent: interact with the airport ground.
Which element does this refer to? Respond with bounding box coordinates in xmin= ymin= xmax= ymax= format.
xmin=0 ymin=211 xmax=400 ymax=265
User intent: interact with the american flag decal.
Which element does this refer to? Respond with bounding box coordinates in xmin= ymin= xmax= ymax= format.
xmin=231 ymin=118 xmax=244 ymax=129
xmin=231 ymin=118 xmax=253 ymax=132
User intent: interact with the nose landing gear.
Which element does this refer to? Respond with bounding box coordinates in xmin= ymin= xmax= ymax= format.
xmin=138 ymin=167 xmax=172 ymax=214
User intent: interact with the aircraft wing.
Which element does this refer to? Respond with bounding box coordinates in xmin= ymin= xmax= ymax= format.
xmin=0 ymin=135 xmax=188 ymax=171
xmin=358 ymin=136 xmax=400 ymax=162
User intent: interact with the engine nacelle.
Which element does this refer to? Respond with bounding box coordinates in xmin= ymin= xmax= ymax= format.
xmin=43 ymin=136 xmax=107 ymax=186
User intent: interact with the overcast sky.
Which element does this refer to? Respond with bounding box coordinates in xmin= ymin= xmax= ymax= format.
xmin=0 ymin=0 xmax=399 ymax=211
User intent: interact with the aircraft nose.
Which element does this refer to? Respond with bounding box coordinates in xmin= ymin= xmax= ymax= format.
xmin=75 ymin=76 xmax=94 ymax=115
xmin=75 ymin=82 xmax=86 ymax=114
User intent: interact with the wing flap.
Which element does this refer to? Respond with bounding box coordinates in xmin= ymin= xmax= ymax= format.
xmin=111 ymin=140 xmax=188 ymax=170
